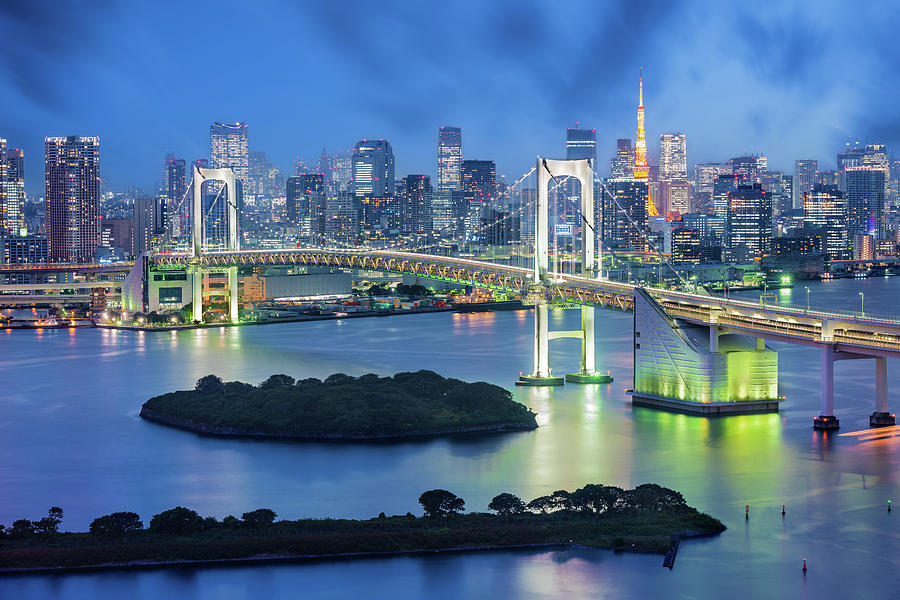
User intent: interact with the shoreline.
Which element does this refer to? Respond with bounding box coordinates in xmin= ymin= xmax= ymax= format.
xmin=139 ymin=407 xmax=537 ymax=441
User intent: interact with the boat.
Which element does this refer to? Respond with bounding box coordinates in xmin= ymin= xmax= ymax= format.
xmin=452 ymin=299 xmax=525 ymax=313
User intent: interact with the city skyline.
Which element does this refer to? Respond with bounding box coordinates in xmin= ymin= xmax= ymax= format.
xmin=1 ymin=1 xmax=899 ymax=194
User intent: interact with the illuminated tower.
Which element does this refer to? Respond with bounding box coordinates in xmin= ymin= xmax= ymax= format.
xmin=633 ymin=69 xmax=658 ymax=217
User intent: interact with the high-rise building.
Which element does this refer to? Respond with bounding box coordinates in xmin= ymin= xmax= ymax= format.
xmin=671 ymin=227 xmax=701 ymax=265
xmin=325 ymin=192 xmax=359 ymax=244
xmin=209 ymin=122 xmax=249 ymax=185
xmin=2 ymin=146 xmax=25 ymax=236
xmin=134 ymin=195 xmax=164 ymax=255
xmin=730 ymin=155 xmax=767 ymax=183
xmin=760 ymin=171 xmax=793 ymax=216
xmin=286 ymin=174 xmax=326 ymax=240
xmin=845 ymin=166 xmax=885 ymax=237
xmin=803 ymin=184 xmax=848 ymax=260
xmin=610 ymin=138 xmax=634 ymax=179
xmin=437 ymin=127 xmax=462 ymax=191
xmin=726 ymin=183 xmax=772 ymax=261
xmin=45 ymin=136 xmax=101 ymax=262
xmin=601 ymin=179 xmax=648 ymax=251
xmin=399 ymin=175 xmax=432 ymax=235
xmin=659 ymin=133 xmax=687 ymax=180
xmin=460 ymin=160 xmax=496 ymax=201
xmin=352 ymin=139 xmax=394 ymax=198
xmin=566 ymin=126 xmax=597 ymax=161
xmin=691 ymin=163 xmax=730 ymax=214
xmin=164 ymin=156 xmax=186 ymax=236
xmin=793 ymin=159 xmax=817 ymax=210
xmin=3 ymin=235 xmax=48 ymax=264
xmin=712 ymin=174 xmax=739 ymax=220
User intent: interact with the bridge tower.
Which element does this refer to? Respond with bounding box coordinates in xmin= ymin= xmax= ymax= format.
xmin=190 ymin=166 xmax=240 ymax=323
xmin=517 ymin=157 xmax=613 ymax=386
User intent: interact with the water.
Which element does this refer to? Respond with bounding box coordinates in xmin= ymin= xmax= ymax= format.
xmin=2 ymin=278 xmax=899 ymax=599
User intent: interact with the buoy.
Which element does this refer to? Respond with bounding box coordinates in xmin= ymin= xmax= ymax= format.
xmin=745 ymin=504 xmax=749 ymax=519
xmin=889 ymin=500 xmax=892 ymax=512
xmin=782 ymin=504 xmax=786 ymax=516
xmin=802 ymin=558 xmax=807 ymax=572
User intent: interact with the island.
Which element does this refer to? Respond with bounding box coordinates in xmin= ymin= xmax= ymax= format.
xmin=0 ymin=484 xmax=725 ymax=573
xmin=139 ymin=370 xmax=538 ymax=440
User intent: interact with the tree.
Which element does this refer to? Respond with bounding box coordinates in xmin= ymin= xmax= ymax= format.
xmin=225 ymin=381 xmax=255 ymax=394
xmin=149 ymin=507 xmax=204 ymax=535
xmin=195 ymin=375 xmax=226 ymax=395
xmin=221 ymin=515 xmax=241 ymax=528
xmin=418 ymin=489 xmax=465 ymax=518
xmin=366 ymin=284 xmax=391 ymax=297
xmin=488 ymin=493 xmax=526 ymax=517
xmin=526 ymin=495 xmax=554 ymax=514
xmin=32 ymin=506 xmax=64 ymax=535
xmin=570 ymin=485 xmax=625 ymax=514
xmin=550 ymin=490 xmax=573 ymax=512
xmin=242 ymin=508 xmax=277 ymax=528
xmin=9 ymin=519 xmax=34 ymax=539
xmin=260 ymin=374 xmax=295 ymax=389
xmin=90 ymin=512 xmax=143 ymax=538
xmin=626 ymin=484 xmax=687 ymax=511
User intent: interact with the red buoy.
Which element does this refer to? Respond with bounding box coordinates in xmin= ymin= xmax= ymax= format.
xmin=782 ymin=504 xmax=786 ymax=516
xmin=802 ymin=558 xmax=807 ymax=572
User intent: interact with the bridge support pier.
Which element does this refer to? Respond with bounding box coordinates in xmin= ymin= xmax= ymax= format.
xmin=566 ymin=306 xmax=613 ymax=384
xmin=191 ymin=267 xmax=203 ymax=323
xmin=814 ymin=346 xmax=840 ymax=430
xmin=517 ymin=303 xmax=563 ymax=386
xmin=870 ymin=357 xmax=895 ymax=427
xmin=228 ymin=266 xmax=239 ymax=323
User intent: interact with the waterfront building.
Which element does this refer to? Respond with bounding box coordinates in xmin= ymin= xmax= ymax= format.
xmin=793 ymin=159 xmax=817 ymax=209
xmin=853 ymin=233 xmax=875 ymax=260
xmin=726 ymin=183 xmax=772 ymax=262
xmin=399 ymin=174 xmax=432 ymax=235
xmin=610 ymin=138 xmax=634 ymax=179
xmin=352 ymin=139 xmax=394 ymax=197
xmin=2 ymin=146 xmax=25 ymax=236
xmin=803 ymin=184 xmax=848 ymax=260
xmin=45 ymin=136 xmax=101 ymax=262
xmin=845 ymin=166 xmax=885 ymax=237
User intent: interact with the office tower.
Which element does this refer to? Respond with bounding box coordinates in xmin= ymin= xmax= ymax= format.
xmin=726 ymin=183 xmax=772 ymax=261
xmin=134 ymin=195 xmax=164 ymax=255
xmin=610 ymin=138 xmax=634 ymax=179
xmin=658 ymin=180 xmax=690 ymax=216
xmin=164 ymin=156 xmax=186 ymax=236
xmin=760 ymin=171 xmax=793 ymax=216
xmin=803 ymin=184 xmax=848 ymax=260
xmin=3 ymin=146 xmax=25 ymax=236
xmin=730 ymin=155 xmax=766 ymax=183
xmin=712 ymin=174 xmax=738 ymax=219
xmin=248 ymin=151 xmax=268 ymax=199
xmin=325 ymin=192 xmax=359 ymax=244
xmin=352 ymin=139 xmax=394 ymax=197
xmin=437 ymin=127 xmax=462 ymax=191
xmin=659 ymin=133 xmax=687 ymax=180
xmin=793 ymin=159 xmax=817 ymax=209
xmin=566 ymin=126 xmax=597 ymax=161
xmin=845 ymin=167 xmax=885 ymax=237
xmin=691 ymin=163 xmax=730 ymax=214
xmin=100 ymin=218 xmax=134 ymax=257
xmin=209 ymin=122 xmax=249 ymax=183
xmin=286 ymin=173 xmax=325 ymax=240
xmin=3 ymin=235 xmax=48 ymax=264
xmin=461 ymin=160 xmax=496 ymax=201
xmin=601 ymin=179 xmax=648 ymax=251
xmin=45 ymin=136 xmax=101 ymax=262
xmin=399 ymin=175 xmax=432 ymax=235
xmin=671 ymin=227 xmax=701 ymax=265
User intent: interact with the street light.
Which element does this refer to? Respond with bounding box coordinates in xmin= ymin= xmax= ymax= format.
xmin=805 ymin=287 xmax=810 ymax=313
xmin=859 ymin=291 xmax=865 ymax=316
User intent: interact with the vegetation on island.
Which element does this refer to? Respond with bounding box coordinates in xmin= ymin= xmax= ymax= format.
xmin=0 ymin=483 xmax=725 ymax=572
xmin=139 ymin=370 xmax=538 ymax=440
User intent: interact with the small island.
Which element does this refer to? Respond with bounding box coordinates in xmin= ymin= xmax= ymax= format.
xmin=140 ymin=370 xmax=538 ymax=440
xmin=0 ymin=484 xmax=725 ymax=573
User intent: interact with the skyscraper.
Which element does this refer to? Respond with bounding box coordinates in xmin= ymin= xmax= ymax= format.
xmin=659 ymin=133 xmax=687 ymax=180
xmin=691 ymin=163 xmax=731 ymax=214
xmin=566 ymin=126 xmax=597 ymax=162
xmin=286 ymin=173 xmax=325 ymax=240
xmin=601 ymin=180 xmax=648 ymax=251
xmin=793 ymin=159 xmax=817 ymax=210
xmin=210 ymin=122 xmax=249 ymax=182
xmin=45 ymin=136 xmax=101 ymax=262
xmin=803 ymin=184 xmax=848 ymax=260
xmin=399 ymin=175 xmax=432 ymax=234
xmin=610 ymin=138 xmax=634 ymax=179
xmin=165 ymin=156 xmax=186 ymax=236
xmin=844 ymin=167 xmax=885 ymax=237
xmin=730 ymin=156 xmax=767 ymax=183
xmin=726 ymin=183 xmax=772 ymax=261
xmin=2 ymin=144 xmax=25 ymax=236
xmin=352 ymin=139 xmax=395 ymax=197
xmin=437 ymin=127 xmax=462 ymax=191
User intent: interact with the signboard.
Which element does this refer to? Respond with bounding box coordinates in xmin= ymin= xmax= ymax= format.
xmin=555 ymin=223 xmax=573 ymax=237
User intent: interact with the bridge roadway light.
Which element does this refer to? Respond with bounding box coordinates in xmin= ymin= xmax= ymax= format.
xmin=805 ymin=287 xmax=810 ymax=313
xmin=859 ymin=292 xmax=865 ymax=316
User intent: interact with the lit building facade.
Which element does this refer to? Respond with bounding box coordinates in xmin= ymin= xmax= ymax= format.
xmin=209 ymin=122 xmax=249 ymax=185
xmin=601 ymin=179 xmax=648 ymax=251
xmin=659 ymin=133 xmax=687 ymax=180
xmin=845 ymin=166 xmax=885 ymax=237
xmin=610 ymin=138 xmax=634 ymax=179
xmin=726 ymin=183 xmax=772 ymax=262
xmin=399 ymin=174 xmax=432 ymax=234
xmin=45 ymin=136 xmax=101 ymax=262
xmin=566 ymin=126 xmax=597 ymax=161
xmin=803 ymin=184 xmax=848 ymax=260
xmin=793 ymin=159 xmax=817 ymax=210
xmin=352 ymin=139 xmax=394 ymax=197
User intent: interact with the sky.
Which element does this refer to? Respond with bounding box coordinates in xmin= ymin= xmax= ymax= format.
xmin=1 ymin=0 xmax=898 ymax=195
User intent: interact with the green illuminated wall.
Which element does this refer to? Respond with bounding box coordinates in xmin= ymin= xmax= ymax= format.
xmin=633 ymin=290 xmax=778 ymax=404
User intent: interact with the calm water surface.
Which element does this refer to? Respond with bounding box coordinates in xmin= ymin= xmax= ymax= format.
xmin=1 ymin=277 xmax=899 ymax=599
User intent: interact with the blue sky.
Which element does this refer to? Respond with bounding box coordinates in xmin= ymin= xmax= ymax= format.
xmin=0 ymin=0 xmax=896 ymax=194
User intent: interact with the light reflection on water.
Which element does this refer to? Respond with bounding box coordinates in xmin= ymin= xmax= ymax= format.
xmin=1 ymin=277 xmax=899 ymax=598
